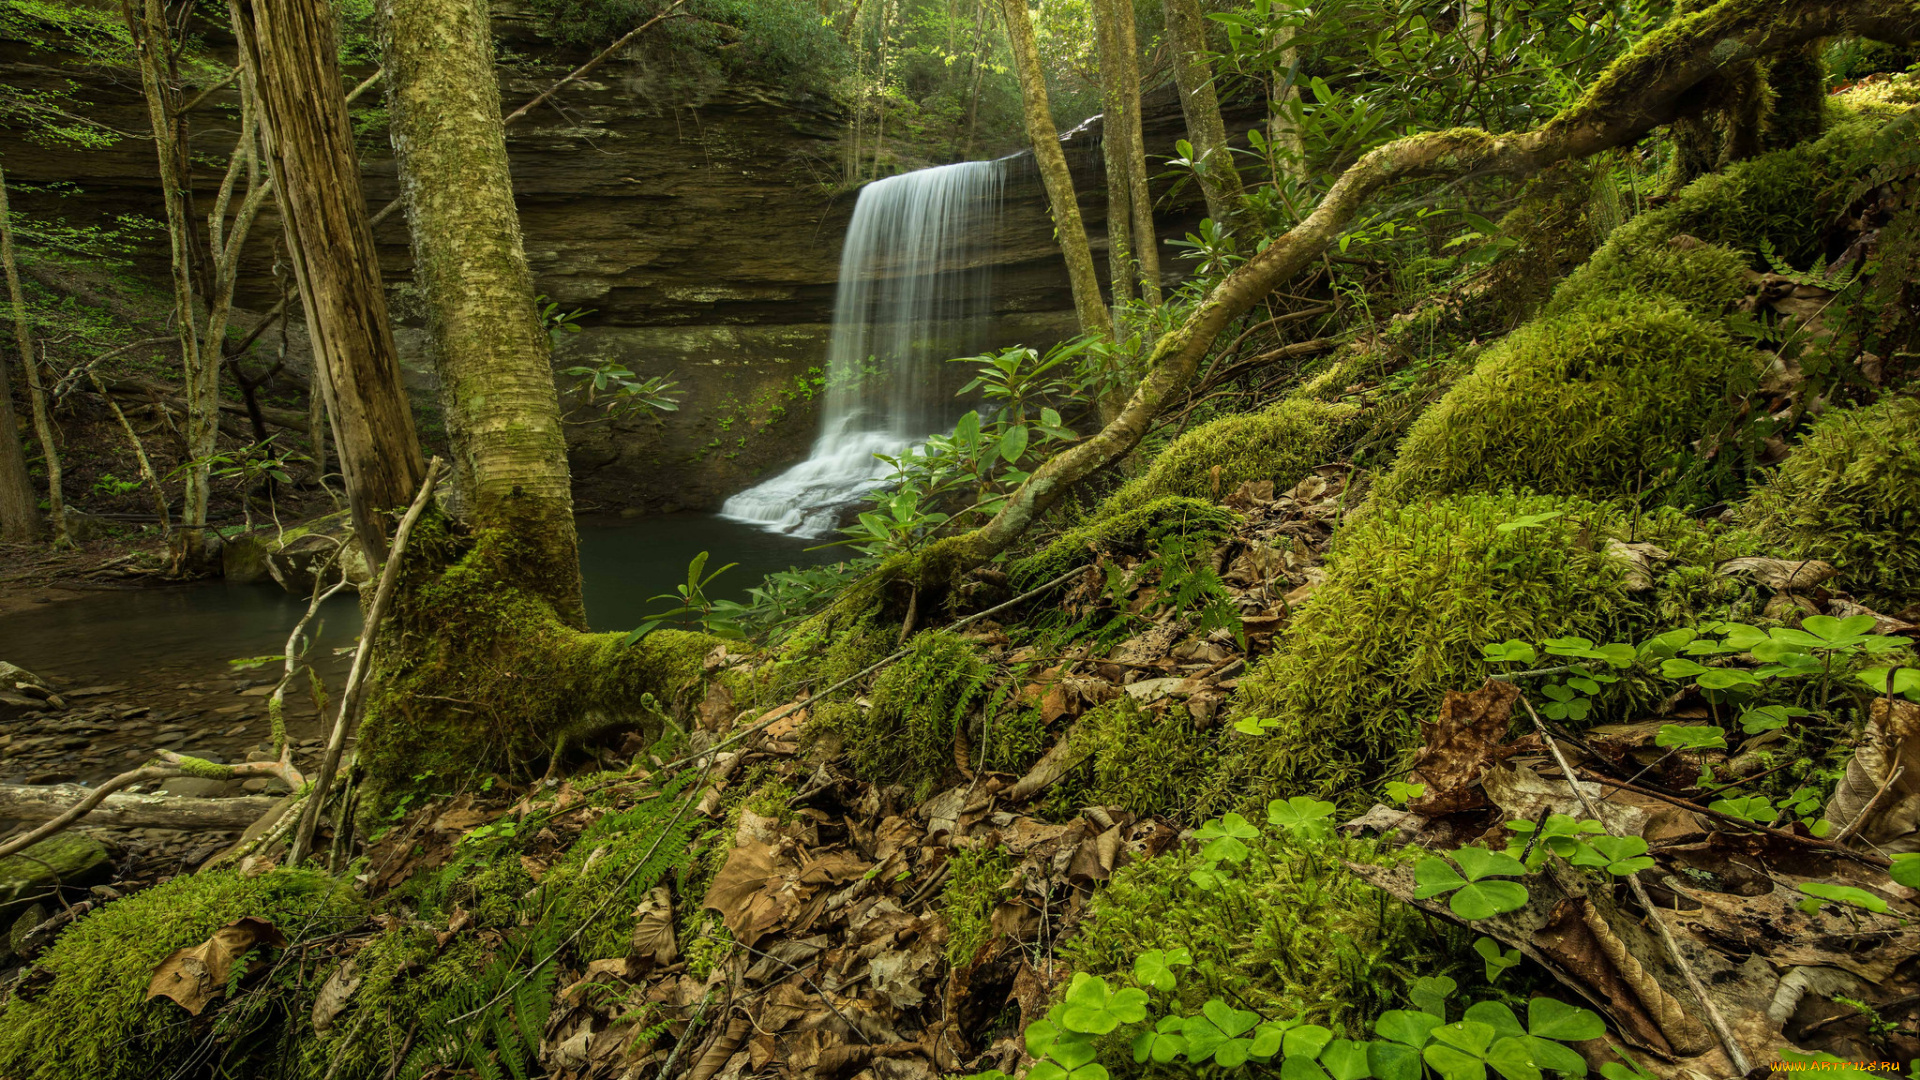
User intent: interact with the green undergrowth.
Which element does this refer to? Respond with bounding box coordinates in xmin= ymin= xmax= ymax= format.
xmin=1740 ymin=396 xmax=1920 ymax=606
xmin=1048 ymin=697 xmax=1215 ymax=819
xmin=1010 ymin=497 xmax=1238 ymax=590
xmin=1061 ymin=830 xmax=1458 ymax=1037
xmin=1099 ymin=399 xmax=1358 ymax=520
xmin=824 ymin=630 xmax=990 ymax=795
xmin=1213 ymin=492 xmax=1759 ymax=808
xmin=0 ymin=869 xmax=361 ymax=1080
xmin=301 ymin=929 xmax=487 ymax=1080
xmin=359 ymin=510 xmax=722 ymax=806
xmin=535 ymin=774 xmax=703 ymax=960
xmin=943 ymin=845 xmax=1015 ymax=967
xmin=1378 ymin=296 xmax=1760 ymax=505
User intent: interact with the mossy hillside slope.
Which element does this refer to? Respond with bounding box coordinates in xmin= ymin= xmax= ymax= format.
xmin=1377 ymin=297 xmax=1759 ymax=504
xmin=0 ymin=870 xmax=361 ymax=1080
xmin=1099 ymin=398 xmax=1357 ymax=519
xmin=1740 ymin=396 xmax=1920 ymax=606
xmin=1221 ymin=493 xmax=1714 ymax=804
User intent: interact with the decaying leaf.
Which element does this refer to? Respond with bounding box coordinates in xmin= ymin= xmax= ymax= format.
xmin=631 ymin=886 xmax=678 ymax=967
xmin=310 ymin=959 xmax=361 ymax=1034
xmin=1824 ymin=697 xmax=1920 ymax=853
xmin=1715 ymin=557 xmax=1838 ymax=592
xmin=147 ymin=917 xmax=286 ymax=1016
xmin=1406 ymin=678 xmax=1521 ymax=815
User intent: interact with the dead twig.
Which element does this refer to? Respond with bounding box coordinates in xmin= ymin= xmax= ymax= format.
xmin=1520 ymin=695 xmax=1752 ymax=1076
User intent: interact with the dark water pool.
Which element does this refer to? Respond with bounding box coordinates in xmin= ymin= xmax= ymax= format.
xmin=0 ymin=514 xmax=837 ymax=689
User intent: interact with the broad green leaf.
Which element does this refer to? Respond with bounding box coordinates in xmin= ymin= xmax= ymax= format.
xmin=1451 ymin=847 xmax=1528 ymax=880
xmin=1856 ymin=667 xmax=1920 ymax=697
xmin=1463 ymin=1002 xmax=1525 ymax=1040
xmin=1370 ymin=1040 xmax=1425 ymax=1080
xmin=999 ymin=423 xmax=1030 ymax=463
xmin=1654 ymin=724 xmax=1726 ymax=751
xmin=1410 ymin=977 xmax=1457 ymax=1023
xmin=1059 ymin=973 xmax=1148 ymax=1034
xmin=1283 ymin=1056 xmax=1333 ymax=1080
xmin=1482 ymin=640 xmax=1538 ymax=665
xmin=1285 ymin=1024 xmax=1335 ymax=1060
xmin=1589 ymin=835 xmax=1654 ymax=876
xmin=1026 ymin=1019 xmax=1061 ymax=1060
xmin=1707 ymin=796 xmax=1774 ymax=822
xmin=1375 ymin=1010 xmax=1442 ymax=1048
xmin=1322 ymin=1039 xmax=1374 ymax=1080
xmin=1386 ymin=781 xmax=1427 ymax=804
xmin=1527 ymin=997 xmax=1606 ymax=1042
xmin=1133 ymin=948 xmax=1190 ymax=993
xmin=1796 ymin=882 xmax=1890 ymax=914
xmin=1487 ymin=1036 xmax=1544 ymax=1080
xmin=1203 ymin=998 xmax=1260 ymax=1038
xmin=1250 ymin=1022 xmax=1288 ymax=1059
xmin=1269 ymin=796 xmax=1338 ymax=837
xmin=1474 ymin=937 xmax=1522 ymax=982
xmin=1048 ymin=1036 xmax=1099 ymax=1071
xmin=1215 ymin=1038 xmax=1256 ymax=1069
xmin=1521 ymin=1036 xmax=1589 ymax=1076
xmin=1890 ymin=853 xmax=1920 ymax=889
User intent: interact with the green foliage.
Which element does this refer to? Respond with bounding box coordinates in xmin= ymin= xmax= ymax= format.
xmin=1052 ymin=697 xmax=1214 ymax=818
xmin=1378 ymin=298 xmax=1759 ymax=506
xmin=536 ymin=774 xmax=701 ymax=960
xmin=942 ymin=846 xmax=1014 ymax=966
xmin=1101 ymin=398 xmax=1357 ymax=520
xmin=1060 ymin=820 xmax=1445 ymax=1031
xmin=398 ymin=924 xmax=564 ymax=1080
xmin=1222 ymin=494 xmax=1657 ymax=804
xmin=839 ymin=631 xmax=989 ymax=793
xmin=1008 ymin=497 xmax=1237 ymax=590
xmin=0 ymin=870 xmax=361 ymax=1080
xmin=1739 ymin=397 xmax=1920 ymax=605
xmin=1545 ymin=234 xmax=1753 ymax=317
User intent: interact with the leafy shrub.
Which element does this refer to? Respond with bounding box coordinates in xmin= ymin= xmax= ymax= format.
xmin=1378 ymin=297 xmax=1758 ymax=504
xmin=836 ymin=631 xmax=990 ymax=794
xmin=1219 ymin=494 xmax=1644 ymax=804
xmin=0 ymin=870 xmax=361 ymax=1080
xmin=1739 ymin=396 xmax=1920 ymax=605
xmin=1100 ymin=399 xmax=1357 ymax=519
xmin=524 ymin=0 xmax=849 ymax=94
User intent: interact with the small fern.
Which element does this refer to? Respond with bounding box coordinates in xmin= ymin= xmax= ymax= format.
xmin=398 ymin=923 xmax=563 ymax=1080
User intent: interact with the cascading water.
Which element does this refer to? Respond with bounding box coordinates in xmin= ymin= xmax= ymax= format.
xmin=721 ymin=159 xmax=1008 ymax=537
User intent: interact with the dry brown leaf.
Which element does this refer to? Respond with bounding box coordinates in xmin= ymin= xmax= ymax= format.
xmin=310 ymin=959 xmax=361 ymax=1034
xmin=631 ymin=886 xmax=678 ymax=967
xmin=147 ymin=917 xmax=286 ymax=1016
xmin=1406 ymin=679 xmax=1521 ymax=815
xmin=1716 ymin=557 xmax=1838 ymax=591
xmin=1824 ymin=698 xmax=1920 ymax=853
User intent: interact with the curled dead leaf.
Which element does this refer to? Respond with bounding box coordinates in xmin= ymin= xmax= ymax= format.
xmin=147 ymin=917 xmax=286 ymax=1016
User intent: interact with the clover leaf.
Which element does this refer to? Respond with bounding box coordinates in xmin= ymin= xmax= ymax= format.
xmin=1386 ymin=781 xmax=1428 ymax=804
xmin=1409 ymin=976 xmax=1457 ymax=1022
xmin=1483 ymin=640 xmax=1538 ymax=665
xmin=1373 ymin=1010 xmax=1442 ymax=1080
xmin=1796 ymin=882 xmax=1890 ymax=915
xmin=1654 ymin=724 xmax=1726 ymax=751
xmin=1269 ymin=796 xmax=1338 ymax=839
xmin=1414 ymin=849 xmax=1530 ymax=920
xmin=1059 ymin=973 xmax=1149 ymax=1035
xmin=1131 ymin=1017 xmax=1188 ymax=1065
xmin=1195 ymin=813 xmax=1260 ymax=863
xmin=1707 ymin=795 xmax=1774 ymax=822
xmin=1322 ymin=1039 xmax=1375 ymax=1080
xmin=1587 ymin=835 xmax=1655 ymax=876
xmin=1857 ymin=666 xmax=1920 ymax=698
xmin=1133 ymin=948 xmax=1191 ymax=993
xmin=1474 ymin=937 xmax=1522 ymax=982
xmin=1738 ymin=704 xmax=1809 ymax=734
xmin=1890 ymin=853 xmax=1920 ymax=889
xmin=1425 ymin=1020 xmax=1541 ymax=1080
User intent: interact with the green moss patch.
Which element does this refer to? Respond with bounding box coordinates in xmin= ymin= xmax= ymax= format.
xmin=1378 ymin=297 xmax=1759 ymax=504
xmin=942 ymin=845 xmax=1014 ymax=966
xmin=1051 ymin=697 xmax=1214 ymax=818
xmin=0 ymin=870 xmax=361 ymax=1080
xmin=1739 ymin=397 xmax=1920 ymax=606
xmin=1101 ymin=398 xmax=1357 ymax=519
xmin=1009 ymin=496 xmax=1238 ymax=589
xmin=832 ymin=630 xmax=990 ymax=794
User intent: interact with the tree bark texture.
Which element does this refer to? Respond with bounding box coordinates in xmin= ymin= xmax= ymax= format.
xmin=124 ymin=0 xmax=217 ymax=534
xmin=1093 ymin=0 xmax=1136 ymax=305
xmin=380 ymin=0 xmax=585 ymax=626
xmin=0 ymin=783 xmax=278 ymax=831
xmin=1164 ymin=0 xmax=1244 ymax=220
xmin=236 ymin=0 xmax=426 ymax=565
xmin=924 ymin=0 xmax=1920 ymax=575
xmin=999 ymin=0 xmax=1113 ymax=339
xmin=0 ymin=168 xmax=52 ymax=543
xmin=1109 ymin=0 xmax=1161 ymax=304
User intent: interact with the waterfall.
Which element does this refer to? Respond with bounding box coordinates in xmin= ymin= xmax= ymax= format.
xmin=721 ymin=159 xmax=1008 ymax=537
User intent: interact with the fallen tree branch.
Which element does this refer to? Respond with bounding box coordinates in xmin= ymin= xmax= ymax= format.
xmin=288 ymin=457 xmax=442 ymax=866
xmin=1523 ymin=696 xmax=1751 ymax=1075
xmin=502 ymin=0 xmax=689 ymax=126
xmin=916 ymin=0 xmax=1920 ymax=576
xmin=0 ymin=782 xmax=279 ymax=837
xmin=0 ymin=768 xmax=180 ymax=859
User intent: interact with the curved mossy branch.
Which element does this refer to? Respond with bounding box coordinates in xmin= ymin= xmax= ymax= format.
xmin=916 ymin=0 xmax=1920 ymax=579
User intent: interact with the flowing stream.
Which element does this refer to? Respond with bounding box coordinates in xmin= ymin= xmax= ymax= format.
xmin=721 ymin=158 xmax=1009 ymax=537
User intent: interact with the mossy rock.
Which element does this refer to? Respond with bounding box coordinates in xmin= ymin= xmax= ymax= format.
xmin=0 ymin=869 xmax=361 ymax=1080
xmin=1099 ymin=398 xmax=1357 ymax=520
xmin=1215 ymin=493 xmax=1741 ymax=806
xmin=1739 ymin=397 xmax=1920 ymax=606
xmin=832 ymin=630 xmax=989 ymax=795
xmin=1377 ymin=297 xmax=1760 ymax=505
xmin=0 ymin=834 xmax=110 ymax=921
xmin=1009 ymin=497 xmax=1238 ymax=590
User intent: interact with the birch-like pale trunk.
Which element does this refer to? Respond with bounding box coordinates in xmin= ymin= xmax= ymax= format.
xmin=1093 ymin=0 xmax=1136 ymax=305
xmin=999 ymin=0 xmax=1113 ymax=339
xmin=1164 ymin=0 xmax=1244 ymax=220
xmin=380 ymin=0 xmax=585 ymax=626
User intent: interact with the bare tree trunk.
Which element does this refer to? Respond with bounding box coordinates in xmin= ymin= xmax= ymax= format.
xmin=380 ymin=0 xmax=584 ymax=625
xmin=1110 ymin=0 xmax=1160 ymax=305
xmin=1094 ymin=0 xmax=1136 ymax=306
xmin=0 ymin=169 xmax=66 ymax=546
xmin=1164 ymin=0 xmax=1244 ymax=221
xmin=124 ymin=0 xmax=216 ymax=546
xmin=235 ymin=0 xmax=426 ymax=564
xmin=998 ymin=0 xmax=1113 ymax=339
xmin=1269 ymin=30 xmax=1304 ymax=182
xmin=0 ymin=166 xmax=45 ymax=542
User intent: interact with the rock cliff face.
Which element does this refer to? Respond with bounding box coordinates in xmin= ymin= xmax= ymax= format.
xmin=0 ymin=24 xmax=1219 ymax=513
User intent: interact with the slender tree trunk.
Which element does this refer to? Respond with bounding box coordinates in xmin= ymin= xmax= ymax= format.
xmin=380 ymin=0 xmax=584 ymax=626
xmin=1094 ymin=0 xmax=1136 ymax=306
xmin=0 ymin=172 xmax=67 ymax=546
xmin=1163 ymin=0 xmax=1243 ymax=221
xmin=999 ymin=0 xmax=1112 ymax=338
xmin=235 ymin=0 xmax=426 ymax=564
xmin=0 ymin=171 xmax=41 ymax=543
xmin=1111 ymin=0 xmax=1160 ymax=305
xmin=125 ymin=0 xmax=216 ymax=541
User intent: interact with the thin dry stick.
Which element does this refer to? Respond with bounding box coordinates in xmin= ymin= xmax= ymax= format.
xmin=287 ymin=457 xmax=442 ymax=865
xmin=502 ymin=0 xmax=688 ymax=126
xmin=702 ymin=934 xmax=870 ymax=1044
xmin=88 ymin=370 xmax=171 ymax=534
xmin=1520 ymin=696 xmax=1752 ymax=1076
xmin=655 ymin=564 xmax=1087 ymax=773
xmin=0 ymin=766 xmax=181 ymax=860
